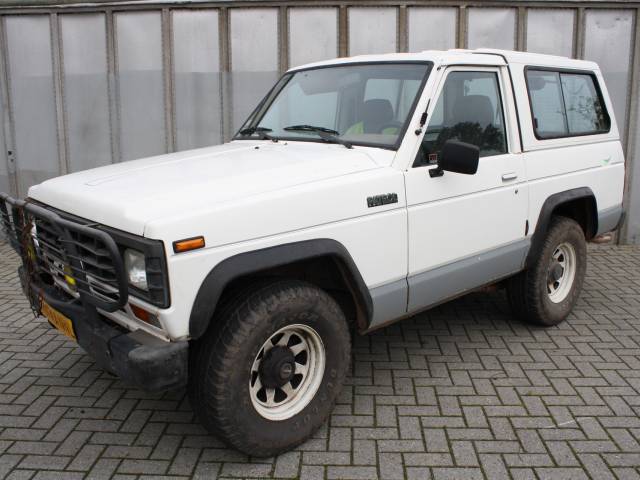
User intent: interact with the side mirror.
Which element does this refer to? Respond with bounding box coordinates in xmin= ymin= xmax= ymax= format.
xmin=429 ymin=140 xmax=480 ymax=178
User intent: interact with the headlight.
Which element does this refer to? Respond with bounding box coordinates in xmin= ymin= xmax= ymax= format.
xmin=101 ymin=226 xmax=169 ymax=307
xmin=124 ymin=249 xmax=148 ymax=291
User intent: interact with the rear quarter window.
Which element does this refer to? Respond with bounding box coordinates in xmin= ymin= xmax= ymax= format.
xmin=525 ymin=68 xmax=610 ymax=139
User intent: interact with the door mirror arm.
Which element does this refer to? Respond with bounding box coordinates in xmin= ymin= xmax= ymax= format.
xmin=428 ymin=166 xmax=445 ymax=178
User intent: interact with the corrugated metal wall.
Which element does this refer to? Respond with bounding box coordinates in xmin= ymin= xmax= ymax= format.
xmin=0 ymin=1 xmax=638 ymax=242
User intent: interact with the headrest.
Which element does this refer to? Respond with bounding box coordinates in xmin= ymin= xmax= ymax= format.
xmin=362 ymin=99 xmax=394 ymax=133
xmin=452 ymin=95 xmax=494 ymax=127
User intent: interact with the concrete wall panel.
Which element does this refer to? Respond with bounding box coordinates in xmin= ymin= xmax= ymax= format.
xmin=289 ymin=7 xmax=338 ymax=68
xmin=61 ymin=13 xmax=112 ymax=172
xmin=526 ymin=9 xmax=574 ymax=57
xmin=5 ymin=15 xmax=58 ymax=196
xmin=115 ymin=11 xmax=166 ymax=161
xmin=407 ymin=7 xmax=457 ymax=52
xmin=230 ymin=8 xmax=278 ymax=131
xmin=0 ymin=2 xmax=637 ymax=243
xmin=173 ymin=9 xmax=222 ymax=150
xmin=584 ymin=9 xmax=634 ymax=143
xmin=349 ymin=7 xmax=397 ymax=56
xmin=468 ymin=8 xmax=516 ymax=50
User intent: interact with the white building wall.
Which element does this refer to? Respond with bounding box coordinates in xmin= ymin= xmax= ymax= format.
xmin=0 ymin=1 xmax=638 ymax=242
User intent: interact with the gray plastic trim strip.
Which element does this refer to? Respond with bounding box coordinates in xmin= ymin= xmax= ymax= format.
xmin=597 ymin=204 xmax=623 ymax=235
xmin=370 ymin=278 xmax=408 ymax=328
xmin=407 ymin=238 xmax=530 ymax=313
xmin=369 ymin=238 xmax=531 ymax=329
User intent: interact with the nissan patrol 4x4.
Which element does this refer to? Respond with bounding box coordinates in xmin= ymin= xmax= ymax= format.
xmin=1 ymin=49 xmax=624 ymax=456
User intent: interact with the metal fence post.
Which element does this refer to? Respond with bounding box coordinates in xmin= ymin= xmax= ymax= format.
xmin=50 ymin=12 xmax=68 ymax=176
xmin=162 ymin=8 xmax=175 ymax=153
xmin=398 ymin=5 xmax=407 ymax=53
xmin=219 ymin=6 xmax=232 ymax=142
xmin=338 ymin=5 xmax=348 ymax=57
xmin=517 ymin=6 xmax=526 ymax=51
xmin=621 ymin=8 xmax=640 ymax=243
xmin=457 ymin=5 xmax=467 ymax=49
xmin=279 ymin=5 xmax=288 ymax=72
xmin=106 ymin=10 xmax=121 ymax=163
xmin=0 ymin=16 xmax=18 ymax=197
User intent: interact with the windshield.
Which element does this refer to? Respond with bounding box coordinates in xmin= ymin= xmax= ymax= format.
xmin=235 ymin=62 xmax=432 ymax=149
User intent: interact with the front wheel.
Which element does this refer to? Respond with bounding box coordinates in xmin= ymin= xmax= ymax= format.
xmin=188 ymin=280 xmax=351 ymax=457
xmin=508 ymin=216 xmax=587 ymax=326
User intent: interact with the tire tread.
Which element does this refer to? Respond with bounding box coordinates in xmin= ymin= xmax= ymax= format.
xmin=189 ymin=279 xmax=349 ymax=456
xmin=508 ymin=215 xmax=586 ymax=327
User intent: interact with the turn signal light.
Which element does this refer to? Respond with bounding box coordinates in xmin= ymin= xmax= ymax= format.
xmin=130 ymin=304 xmax=150 ymax=323
xmin=173 ymin=236 xmax=205 ymax=253
xmin=130 ymin=304 xmax=161 ymax=328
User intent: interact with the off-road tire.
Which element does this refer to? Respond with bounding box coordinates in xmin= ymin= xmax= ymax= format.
xmin=188 ymin=279 xmax=351 ymax=457
xmin=508 ymin=216 xmax=586 ymax=326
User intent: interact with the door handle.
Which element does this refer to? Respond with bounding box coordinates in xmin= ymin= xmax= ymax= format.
xmin=502 ymin=172 xmax=518 ymax=181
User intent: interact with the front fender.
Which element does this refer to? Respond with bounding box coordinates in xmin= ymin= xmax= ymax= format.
xmin=188 ymin=238 xmax=373 ymax=339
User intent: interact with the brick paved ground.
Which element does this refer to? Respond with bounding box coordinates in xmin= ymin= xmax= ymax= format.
xmin=1 ymin=240 xmax=640 ymax=480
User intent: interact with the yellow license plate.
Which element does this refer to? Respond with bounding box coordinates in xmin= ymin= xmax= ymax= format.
xmin=41 ymin=301 xmax=76 ymax=341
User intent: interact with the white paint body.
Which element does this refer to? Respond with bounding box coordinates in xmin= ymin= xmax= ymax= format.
xmin=27 ymin=49 xmax=625 ymax=341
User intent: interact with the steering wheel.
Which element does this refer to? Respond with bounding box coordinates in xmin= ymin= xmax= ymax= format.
xmin=377 ymin=121 xmax=403 ymax=134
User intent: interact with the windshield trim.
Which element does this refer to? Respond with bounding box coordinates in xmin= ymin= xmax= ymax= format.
xmin=233 ymin=60 xmax=434 ymax=151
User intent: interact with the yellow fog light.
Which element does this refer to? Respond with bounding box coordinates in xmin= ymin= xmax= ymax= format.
xmin=64 ymin=265 xmax=76 ymax=286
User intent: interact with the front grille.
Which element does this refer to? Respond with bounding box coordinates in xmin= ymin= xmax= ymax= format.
xmin=38 ymin=203 xmax=171 ymax=308
xmin=33 ymin=216 xmax=123 ymax=306
xmin=1 ymin=193 xmax=129 ymax=312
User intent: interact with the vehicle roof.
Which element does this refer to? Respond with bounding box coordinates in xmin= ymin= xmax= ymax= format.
xmin=288 ymin=48 xmax=599 ymax=72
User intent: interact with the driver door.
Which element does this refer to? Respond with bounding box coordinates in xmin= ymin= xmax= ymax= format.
xmin=405 ymin=66 xmax=528 ymax=313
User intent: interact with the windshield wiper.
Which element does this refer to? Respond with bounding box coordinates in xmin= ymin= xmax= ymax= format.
xmin=238 ymin=126 xmax=278 ymax=142
xmin=283 ymin=125 xmax=353 ymax=149
xmin=285 ymin=124 xmax=339 ymax=135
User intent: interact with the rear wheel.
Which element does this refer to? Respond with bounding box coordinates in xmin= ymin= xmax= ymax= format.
xmin=188 ymin=280 xmax=351 ymax=457
xmin=508 ymin=216 xmax=586 ymax=326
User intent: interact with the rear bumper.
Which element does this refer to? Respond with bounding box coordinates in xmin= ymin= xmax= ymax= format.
xmin=19 ymin=267 xmax=187 ymax=391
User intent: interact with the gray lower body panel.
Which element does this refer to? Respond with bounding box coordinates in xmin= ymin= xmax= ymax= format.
xmin=369 ymin=238 xmax=530 ymax=330
xmin=369 ymin=279 xmax=408 ymax=327
xmin=597 ymin=205 xmax=623 ymax=235
xmin=407 ymin=238 xmax=529 ymax=313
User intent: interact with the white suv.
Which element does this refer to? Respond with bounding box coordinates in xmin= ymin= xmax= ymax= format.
xmin=0 ymin=49 xmax=624 ymax=456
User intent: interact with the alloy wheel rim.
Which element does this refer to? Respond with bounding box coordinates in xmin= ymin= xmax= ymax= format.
xmin=547 ymin=242 xmax=577 ymax=303
xmin=249 ymin=324 xmax=325 ymax=421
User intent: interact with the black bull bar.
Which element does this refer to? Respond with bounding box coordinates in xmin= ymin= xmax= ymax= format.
xmin=0 ymin=192 xmax=129 ymax=315
xmin=0 ymin=192 xmax=187 ymax=391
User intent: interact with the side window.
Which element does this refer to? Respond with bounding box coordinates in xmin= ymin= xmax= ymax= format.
xmin=560 ymin=73 xmax=610 ymax=134
xmin=526 ymin=68 xmax=610 ymax=138
xmin=415 ymin=71 xmax=507 ymax=167
xmin=526 ymin=71 xmax=567 ymax=138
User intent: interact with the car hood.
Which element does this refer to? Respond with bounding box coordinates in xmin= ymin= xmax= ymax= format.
xmin=28 ymin=141 xmax=384 ymax=236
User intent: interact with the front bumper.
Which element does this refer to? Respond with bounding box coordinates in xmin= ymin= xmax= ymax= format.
xmin=2 ymin=193 xmax=187 ymax=391
xmin=20 ymin=270 xmax=188 ymax=391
